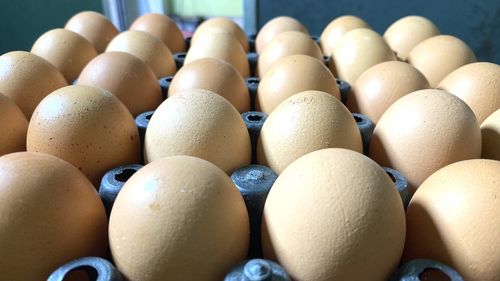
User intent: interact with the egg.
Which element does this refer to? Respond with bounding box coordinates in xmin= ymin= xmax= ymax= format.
xmin=332 ymin=28 xmax=396 ymax=85
xmin=257 ymin=30 xmax=323 ymax=77
xmin=407 ymin=35 xmax=476 ymax=87
xmin=65 ymin=11 xmax=119 ymax=53
xmin=77 ymin=51 xmax=162 ymax=116
xmin=437 ymin=62 xmax=500 ymax=123
xmin=185 ymin=29 xmax=250 ymax=77
xmin=168 ymin=57 xmax=249 ymax=112
xmin=320 ymin=15 xmax=371 ymax=56
xmin=403 ymin=159 xmax=500 ymax=281
xmin=0 ymin=51 xmax=68 ymax=118
xmin=369 ymin=89 xmax=481 ymax=192
xmin=27 ymin=85 xmax=141 ymax=186
xmin=383 ymin=16 xmax=440 ymax=60
xmin=129 ymin=13 xmax=186 ymax=53
xmin=255 ymin=16 xmax=309 ymax=53
xmin=480 ymin=109 xmax=500 ymax=160
xmin=31 ymin=28 xmax=98 ymax=83
xmin=0 ymin=93 xmax=28 ymax=156
xmin=0 ymin=152 xmax=107 ymax=280
xmin=256 ymin=54 xmax=340 ymax=114
xmin=262 ymin=148 xmax=405 ymax=280
xmin=192 ymin=17 xmax=249 ymax=52
xmin=109 ymin=155 xmax=249 ymax=281
xmin=105 ymin=30 xmax=176 ymax=78
xmin=347 ymin=61 xmax=430 ymax=123
xmin=257 ymin=91 xmax=362 ymax=174
xmin=144 ymin=89 xmax=251 ymax=173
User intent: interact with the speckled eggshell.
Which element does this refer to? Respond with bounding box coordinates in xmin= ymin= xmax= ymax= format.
xmin=26 ymin=85 xmax=141 ymax=186
xmin=0 ymin=94 xmax=28 ymax=156
xmin=404 ymin=159 xmax=500 ymax=281
xmin=255 ymin=16 xmax=309 ymax=54
xmin=31 ymin=28 xmax=98 ymax=83
xmin=262 ymin=148 xmax=405 ymax=281
xmin=407 ymin=35 xmax=476 ymax=87
xmin=257 ymin=91 xmax=362 ymax=174
xmin=129 ymin=13 xmax=186 ymax=53
xmin=109 ymin=155 xmax=249 ymax=281
xmin=480 ymin=109 xmax=500 ymax=160
xmin=347 ymin=61 xmax=430 ymax=123
xmin=0 ymin=152 xmax=107 ymax=281
xmin=192 ymin=17 xmax=249 ymax=52
xmin=77 ymin=51 xmax=162 ymax=116
xmin=0 ymin=51 xmax=68 ymax=118
xmin=320 ymin=15 xmax=371 ymax=56
xmin=383 ymin=16 xmax=440 ymax=60
xmin=257 ymin=30 xmax=323 ymax=77
xmin=332 ymin=28 xmax=396 ymax=85
xmin=65 ymin=11 xmax=119 ymax=53
xmin=168 ymin=57 xmax=249 ymax=112
xmin=256 ymin=54 xmax=340 ymax=114
xmin=438 ymin=62 xmax=500 ymax=123
xmin=144 ymin=89 xmax=251 ymax=174
xmin=369 ymin=89 xmax=481 ymax=192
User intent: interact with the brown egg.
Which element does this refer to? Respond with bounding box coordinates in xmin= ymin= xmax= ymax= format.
xmin=320 ymin=15 xmax=371 ymax=56
xmin=27 ymin=85 xmax=141 ymax=186
xmin=384 ymin=16 xmax=440 ymax=60
xmin=0 ymin=152 xmax=107 ymax=280
xmin=255 ymin=16 xmax=309 ymax=53
xmin=262 ymin=148 xmax=405 ymax=280
xmin=168 ymin=58 xmax=249 ymax=112
xmin=192 ymin=17 xmax=249 ymax=52
xmin=369 ymin=89 xmax=481 ymax=192
xmin=332 ymin=28 xmax=396 ymax=85
xmin=129 ymin=13 xmax=186 ymax=53
xmin=438 ymin=62 xmax=500 ymax=123
xmin=404 ymin=159 xmax=500 ymax=281
xmin=347 ymin=61 xmax=430 ymax=123
xmin=257 ymin=30 xmax=323 ymax=77
xmin=480 ymin=109 xmax=500 ymax=160
xmin=256 ymin=54 xmax=340 ymax=114
xmin=106 ymin=30 xmax=176 ymax=78
xmin=31 ymin=28 xmax=98 ymax=83
xmin=185 ymin=29 xmax=250 ymax=77
xmin=407 ymin=35 xmax=476 ymax=87
xmin=0 ymin=51 xmax=68 ymax=118
xmin=144 ymin=89 xmax=251 ymax=173
xmin=65 ymin=11 xmax=119 ymax=53
xmin=0 ymin=93 xmax=28 ymax=156
xmin=257 ymin=91 xmax=362 ymax=174
xmin=110 ymin=155 xmax=249 ymax=281
xmin=77 ymin=51 xmax=162 ymax=116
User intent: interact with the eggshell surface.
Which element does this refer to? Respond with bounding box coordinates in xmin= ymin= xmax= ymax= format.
xmin=480 ymin=109 xmax=500 ymax=160
xmin=65 ymin=11 xmax=119 ymax=53
xmin=0 ymin=93 xmax=28 ymax=156
xmin=255 ymin=16 xmax=309 ymax=53
xmin=129 ymin=13 xmax=186 ymax=53
xmin=192 ymin=17 xmax=249 ymax=52
xmin=320 ymin=15 xmax=371 ymax=56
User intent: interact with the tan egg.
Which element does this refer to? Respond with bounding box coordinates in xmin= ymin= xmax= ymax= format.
xmin=65 ymin=11 xmax=119 ymax=53
xmin=262 ymin=148 xmax=405 ymax=280
xmin=106 ymin=30 xmax=176 ymax=78
xmin=257 ymin=91 xmax=362 ymax=174
xmin=255 ymin=16 xmax=309 ymax=53
xmin=144 ymin=89 xmax=251 ymax=173
xmin=129 ymin=13 xmax=185 ymax=53
xmin=332 ymin=28 xmax=396 ymax=85
xmin=192 ymin=17 xmax=249 ymax=52
xmin=77 ymin=51 xmax=162 ymax=116
xmin=0 ymin=51 xmax=68 ymax=118
xmin=257 ymin=30 xmax=323 ymax=77
xmin=185 ymin=29 xmax=250 ymax=77
xmin=110 ymin=155 xmax=249 ymax=281
xmin=347 ymin=61 xmax=430 ymax=123
xmin=257 ymin=54 xmax=340 ymax=114
xmin=31 ymin=28 xmax=98 ymax=83
xmin=480 ymin=109 xmax=500 ymax=160
xmin=0 ymin=152 xmax=107 ymax=281
xmin=27 ymin=85 xmax=141 ymax=186
xmin=168 ymin=58 xmax=249 ymax=112
xmin=320 ymin=15 xmax=371 ymax=56
xmin=438 ymin=62 xmax=500 ymax=123
xmin=384 ymin=16 xmax=440 ymax=60
xmin=407 ymin=35 xmax=476 ymax=87
xmin=369 ymin=89 xmax=481 ymax=192
xmin=404 ymin=159 xmax=500 ymax=281
xmin=0 ymin=93 xmax=28 ymax=156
